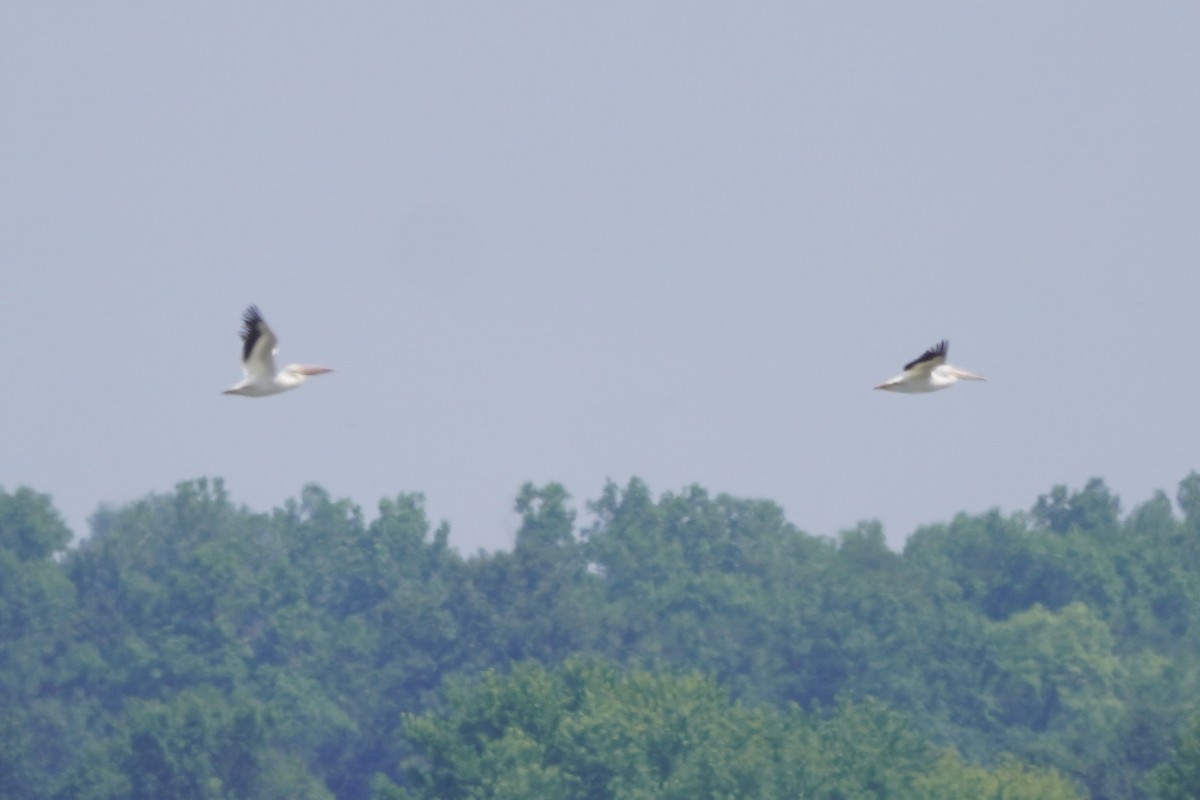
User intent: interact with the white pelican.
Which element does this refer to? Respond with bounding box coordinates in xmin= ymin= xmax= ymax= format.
xmin=874 ymin=340 xmax=985 ymax=393
xmin=222 ymin=305 xmax=333 ymax=397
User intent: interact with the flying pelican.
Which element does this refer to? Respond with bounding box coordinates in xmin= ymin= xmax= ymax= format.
xmin=222 ymin=305 xmax=333 ymax=397
xmin=874 ymin=340 xmax=985 ymax=393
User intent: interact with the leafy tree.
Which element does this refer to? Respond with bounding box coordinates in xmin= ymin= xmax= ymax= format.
xmin=459 ymin=483 xmax=598 ymax=663
xmin=397 ymin=658 xmax=1082 ymax=800
xmin=1176 ymin=472 xmax=1200 ymax=526
xmin=915 ymin=751 xmax=1081 ymax=799
xmin=0 ymin=485 xmax=72 ymax=560
xmin=1148 ymin=710 xmax=1200 ymax=799
xmin=0 ymin=487 xmax=80 ymax=799
xmin=583 ymin=479 xmax=819 ymax=701
xmin=981 ymin=602 xmax=1129 ymax=793
xmin=1032 ymin=478 xmax=1121 ymax=535
xmin=7 ymin=473 xmax=1200 ymax=799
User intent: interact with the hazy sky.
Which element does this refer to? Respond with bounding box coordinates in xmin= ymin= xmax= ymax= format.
xmin=4 ymin=4 xmax=1199 ymax=553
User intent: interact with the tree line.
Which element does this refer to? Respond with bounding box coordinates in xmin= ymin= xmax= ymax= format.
xmin=5 ymin=474 xmax=1200 ymax=798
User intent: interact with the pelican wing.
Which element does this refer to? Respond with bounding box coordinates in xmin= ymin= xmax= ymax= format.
xmin=239 ymin=305 xmax=279 ymax=380
xmin=902 ymin=340 xmax=948 ymax=375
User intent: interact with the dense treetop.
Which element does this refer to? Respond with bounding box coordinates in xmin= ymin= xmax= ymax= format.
xmin=4 ymin=474 xmax=1200 ymax=798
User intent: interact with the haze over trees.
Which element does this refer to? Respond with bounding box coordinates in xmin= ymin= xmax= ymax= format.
xmin=4 ymin=474 xmax=1200 ymax=798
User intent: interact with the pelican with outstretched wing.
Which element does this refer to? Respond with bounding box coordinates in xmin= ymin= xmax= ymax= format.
xmin=875 ymin=340 xmax=985 ymax=393
xmin=222 ymin=305 xmax=333 ymax=397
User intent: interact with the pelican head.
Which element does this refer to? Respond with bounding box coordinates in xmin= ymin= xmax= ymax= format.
xmin=286 ymin=364 xmax=335 ymax=379
xmin=946 ymin=366 xmax=986 ymax=382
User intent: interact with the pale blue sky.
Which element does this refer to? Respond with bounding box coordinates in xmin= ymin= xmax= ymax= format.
xmin=3 ymin=4 xmax=1199 ymax=551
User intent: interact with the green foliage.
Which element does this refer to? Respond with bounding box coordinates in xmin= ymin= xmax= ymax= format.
xmin=4 ymin=473 xmax=1200 ymax=798
xmin=583 ymin=479 xmax=826 ymax=702
xmin=30 ymin=479 xmax=470 ymax=799
xmin=985 ymin=602 xmax=1123 ymax=733
xmin=1176 ymin=472 xmax=1200 ymax=525
xmin=1148 ymin=710 xmax=1200 ymax=799
xmin=399 ymin=659 xmax=1082 ymax=800
xmin=915 ymin=752 xmax=1081 ymax=799
xmin=458 ymin=483 xmax=600 ymax=664
xmin=1032 ymin=477 xmax=1121 ymax=535
xmin=0 ymin=485 xmax=72 ymax=561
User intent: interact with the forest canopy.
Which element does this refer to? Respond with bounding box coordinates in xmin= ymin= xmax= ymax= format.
xmin=5 ymin=474 xmax=1200 ymax=799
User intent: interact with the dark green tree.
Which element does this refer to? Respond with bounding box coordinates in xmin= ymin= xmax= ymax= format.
xmin=1032 ymin=478 xmax=1121 ymax=535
